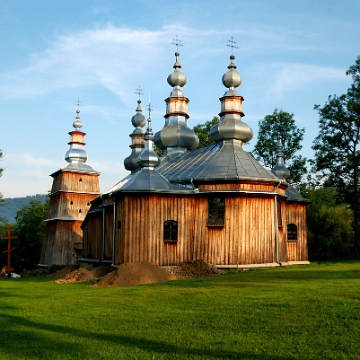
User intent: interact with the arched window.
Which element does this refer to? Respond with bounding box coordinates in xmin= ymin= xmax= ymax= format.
xmin=287 ymin=223 xmax=298 ymax=241
xmin=208 ymin=197 xmax=225 ymax=226
xmin=277 ymin=200 xmax=283 ymax=228
xmin=164 ymin=220 xmax=178 ymax=243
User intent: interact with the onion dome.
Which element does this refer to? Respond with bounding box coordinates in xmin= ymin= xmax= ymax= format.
xmin=137 ymin=112 xmax=160 ymax=169
xmin=210 ymin=55 xmax=253 ymax=145
xmin=124 ymin=99 xmax=146 ymax=174
xmin=65 ymin=109 xmax=90 ymax=167
xmin=167 ymin=52 xmax=187 ymax=97
xmin=271 ymin=137 xmax=290 ymax=180
xmin=154 ymin=50 xmax=199 ymax=156
xmin=222 ymin=55 xmax=242 ymax=93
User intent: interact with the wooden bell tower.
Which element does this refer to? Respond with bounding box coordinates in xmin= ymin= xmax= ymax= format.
xmin=39 ymin=108 xmax=100 ymax=266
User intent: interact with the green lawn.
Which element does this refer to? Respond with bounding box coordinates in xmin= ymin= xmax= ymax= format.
xmin=1 ymin=260 xmax=360 ymax=359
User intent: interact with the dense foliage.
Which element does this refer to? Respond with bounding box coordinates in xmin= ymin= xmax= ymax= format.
xmin=303 ymin=186 xmax=354 ymax=258
xmin=312 ymin=56 xmax=360 ymax=252
xmin=253 ymin=109 xmax=307 ymax=184
xmin=12 ymin=199 xmax=49 ymax=271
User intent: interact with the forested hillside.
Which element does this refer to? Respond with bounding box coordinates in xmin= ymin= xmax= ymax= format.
xmin=0 ymin=194 xmax=48 ymax=223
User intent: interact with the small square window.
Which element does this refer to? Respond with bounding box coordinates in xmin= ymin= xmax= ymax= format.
xmin=208 ymin=197 xmax=225 ymax=226
xmin=287 ymin=224 xmax=298 ymax=241
xmin=164 ymin=220 xmax=178 ymax=243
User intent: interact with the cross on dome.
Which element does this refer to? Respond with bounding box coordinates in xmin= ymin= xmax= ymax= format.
xmin=227 ymin=36 xmax=238 ymax=55
xmin=171 ymin=35 xmax=183 ymax=52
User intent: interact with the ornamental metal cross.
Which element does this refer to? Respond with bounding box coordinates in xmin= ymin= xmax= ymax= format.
xmin=74 ymin=98 xmax=83 ymax=109
xmin=0 ymin=225 xmax=17 ymax=276
xmin=227 ymin=36 xmax=238 ymax=55
xmin=135 ymin=86 xmax=144 ymax=100
xmin=171 ymin=35 xmax=183 ymax=52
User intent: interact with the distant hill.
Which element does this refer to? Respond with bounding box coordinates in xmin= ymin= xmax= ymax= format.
xmin=0 ymin=194 xmax=48 ymax=223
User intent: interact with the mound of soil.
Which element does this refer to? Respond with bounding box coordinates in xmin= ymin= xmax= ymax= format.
xmin=168 ymin=259 xmax=222 ymax=279
xmin=55 ymin=268 xmax=96 ymax=284
xmin=93 ymin=261 xmax=176 ymax=287
xmin=49 ymin=265 xmax=76 ymax=278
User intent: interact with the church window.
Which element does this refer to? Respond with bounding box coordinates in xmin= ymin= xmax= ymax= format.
xmin=208 ymin=197 xmax=225 ymax=226
xmin=287 ymin=224 xmax=298 ymax=241
xmin=164 ymin=220 xmax=178 ymax=243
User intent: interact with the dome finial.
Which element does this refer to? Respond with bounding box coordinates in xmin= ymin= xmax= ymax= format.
xmin=222 ymin=37 xmax=242 ymax=91
xmin=167 ymin=36 xmax=187 ymax=95
xmin=73 ymin=98 xmax=83 ymax=130
xmin=137 ymin=100 xmax=160 ymax=169
xmin=271 ymin=135 xmax=290 ymax=180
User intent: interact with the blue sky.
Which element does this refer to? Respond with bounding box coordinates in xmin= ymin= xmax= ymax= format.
xmin=0 ymin=0 xmax=359 ymax=198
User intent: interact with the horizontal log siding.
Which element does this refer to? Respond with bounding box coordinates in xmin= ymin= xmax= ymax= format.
xmin=40 ymin=220 xmax=82 ymax=265
xmin=51 ymin=172 xmax=100 ymax=193
xmin=117 ymin=194 xmax=276 ymax=266
xmin=82 ymin=211 xmax=102 ymax=259
xmin=47 ymin=193 xmax=94 ymax=220
xmin=286 ymin=203 xmax=308 ymax=261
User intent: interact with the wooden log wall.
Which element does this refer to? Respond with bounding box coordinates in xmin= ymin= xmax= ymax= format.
xmin=47 ymin=192 xmax=94 ymax=220
xmin=114 ymin=193 xmax=277 ymax=266
xmin=286 ymin=203 xmax=308 ymax=261
xmin=51 ymin=171 xmax=100 ymax=193
xmin=40 ymin=220 xmax=82 ymax=265
xmin=82 ymin=210 xmax=102 ymax=259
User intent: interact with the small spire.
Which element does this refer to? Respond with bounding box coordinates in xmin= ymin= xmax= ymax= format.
xmin=271 ymin=136 xmax=290 ymax=180
xmin=137 ymin=100 xmax=160 ymax=169
xmin=73 ymin=98 xmax=83 ymax=130
xmin=222 ymin=39 xmax=242 ymax=91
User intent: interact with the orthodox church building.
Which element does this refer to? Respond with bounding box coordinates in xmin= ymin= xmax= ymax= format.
xmin=78 ymin=49 xmax=309 ymax=268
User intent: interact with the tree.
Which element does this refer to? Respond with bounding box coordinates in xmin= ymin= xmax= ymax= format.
xmin=13 ymin=199 xmax=49 ymax=271
xmin=312 ymin=55 xmax=360 ymax=253
xmin=303 ymin=186 xmax=354 ymax=258
xmin=252 ymin=109 xmax=307 ymax=184
xmin=193 ymin=116 xmax=219 ymax=148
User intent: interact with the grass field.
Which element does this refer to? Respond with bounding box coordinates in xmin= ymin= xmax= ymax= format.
xmin=1 ymin=260 xmax=360 ymax=360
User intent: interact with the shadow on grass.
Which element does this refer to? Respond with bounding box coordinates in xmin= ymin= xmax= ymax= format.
xmin=0 ymin=313 xmax=288 ymax=360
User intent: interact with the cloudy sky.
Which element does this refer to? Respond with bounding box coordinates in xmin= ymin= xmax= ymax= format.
xmin=0 ymin=0 xmax=359 ymax=198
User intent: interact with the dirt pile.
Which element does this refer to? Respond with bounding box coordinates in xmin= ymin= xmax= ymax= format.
xmin=49 ymin=265 xmax=76 ymax=278
xmin=55 ymin=268 xmax=96 ymax=284
xmin=167 ymin=259 xmax=222 ymax=279
xmin=54 ymin=265 xmax=114 ymax=284
xmin=93 ymin=261 xmax=176 ymax=287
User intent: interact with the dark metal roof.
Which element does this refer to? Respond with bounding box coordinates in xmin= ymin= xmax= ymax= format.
xmin=113 ymin=168 xmax=194 ymax=194
xmin=158 ymin=140 xmax=279 ymax=184
xmin=285 ymin=185 xmax=310 ymax=203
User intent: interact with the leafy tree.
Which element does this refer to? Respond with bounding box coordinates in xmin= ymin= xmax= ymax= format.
xmin=13 ymin=199 xmax=49 ymax=271
xmin=303 ymin=186 xmax=354 ymax=258
xmin=252 ymin=109 xmax=307 ymax=184
xmin=312 ymin=56 xmax=360 ymax=253
xmin=193 ymin=116 xmax=219 ymax=148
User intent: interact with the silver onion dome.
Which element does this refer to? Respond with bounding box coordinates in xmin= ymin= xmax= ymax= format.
xmin=167 ymin=52 xmax=187 ymax=97
xmin=65 ymin=109 xmax=88 ymax=165
xmin=154 ymin=49 xmax=199 ymax=156
xmin=222 ymin=55 xmax=242 ymax=91
xmin=271 ymin=137 xmax=290 ymax=180
xmin=137 ymin=115 xmax=160 ymax=169
xmin=124 ymin=99 xmax=146 ymax=173
xmin=210 ymin=54 xmax=253 ymax=145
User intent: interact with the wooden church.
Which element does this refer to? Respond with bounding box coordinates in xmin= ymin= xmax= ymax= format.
xmin=78 ymin=49 xmax=309 ymax=268
xmin=39 ymin=109 xmax=100 ymax=266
